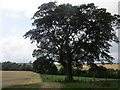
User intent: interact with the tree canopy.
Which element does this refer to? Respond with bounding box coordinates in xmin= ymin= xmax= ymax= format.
xmin=24 ymin=2 xmax=120 ymax=81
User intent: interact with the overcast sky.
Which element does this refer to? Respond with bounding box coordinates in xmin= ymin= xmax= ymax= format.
xmin=0 ymin=0 xmax=119 ymax=63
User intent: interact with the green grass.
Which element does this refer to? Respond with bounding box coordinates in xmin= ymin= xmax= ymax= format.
xmin=55 ymin=64 xmax=62 ymax=70
xmin=41 ymin=74 xmax=65 ymax=82
xmin=41 ymin=74 xmax=120 ymax=88
xmin=41 ymin=74 xmax=117 ymax=82
xmin=62 ymin=81 xmax=119 ymax=88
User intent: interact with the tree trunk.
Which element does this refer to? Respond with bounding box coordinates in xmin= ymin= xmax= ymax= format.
xmin=65 ymin=59 xmax=74 ymax=82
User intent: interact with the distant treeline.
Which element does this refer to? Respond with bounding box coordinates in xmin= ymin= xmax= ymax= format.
xmin=0 ymin=61 xmax=33 ymax=71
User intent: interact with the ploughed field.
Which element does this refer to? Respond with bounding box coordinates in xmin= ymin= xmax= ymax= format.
xmin=1 ymin=71 xmax=42 ymax=88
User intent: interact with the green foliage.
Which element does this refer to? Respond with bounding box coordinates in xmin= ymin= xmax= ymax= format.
xmin=1 ymin=61 xmax=33 ymax=71
xmin=87 ymin=65 xmax=108 ymax=78
xmin=33 ymin=57 xmax=57 ymax=74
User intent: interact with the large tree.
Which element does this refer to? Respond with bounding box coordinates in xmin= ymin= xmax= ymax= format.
xmin=24 ymin=2 xmax=120 ymax=81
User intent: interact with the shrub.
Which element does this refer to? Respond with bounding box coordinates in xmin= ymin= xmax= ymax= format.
xmin=33 ymin=58 xmax=57 ymax=74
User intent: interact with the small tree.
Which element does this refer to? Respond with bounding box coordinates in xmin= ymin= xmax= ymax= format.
xmin=24 ymin=2 xmax=120 ymax=81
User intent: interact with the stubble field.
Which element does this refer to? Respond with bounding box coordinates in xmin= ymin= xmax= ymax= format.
xmin=82 ymin=64 xmax=120 ymax=70
xmin=1 ymin=71 xmax=42 ymax=88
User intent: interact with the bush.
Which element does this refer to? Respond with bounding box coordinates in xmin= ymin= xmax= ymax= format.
xmin=57 ymin=68 xmax=65 ymax=75
xmin=86 ymin=65 xmax=120 ymax=79
xmin=87 ymin=65 xmax=109 ymax=78
xmin=33 ymin=58 xmax=57 ymax=74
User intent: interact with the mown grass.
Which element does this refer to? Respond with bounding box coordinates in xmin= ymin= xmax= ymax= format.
xmin=41 ymin=74 xmax=117 ymax=82
xmin=55 ymin=64 xmax=63 ymax=70
xmin=41 ymin=74 xmax=120 ymax=88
